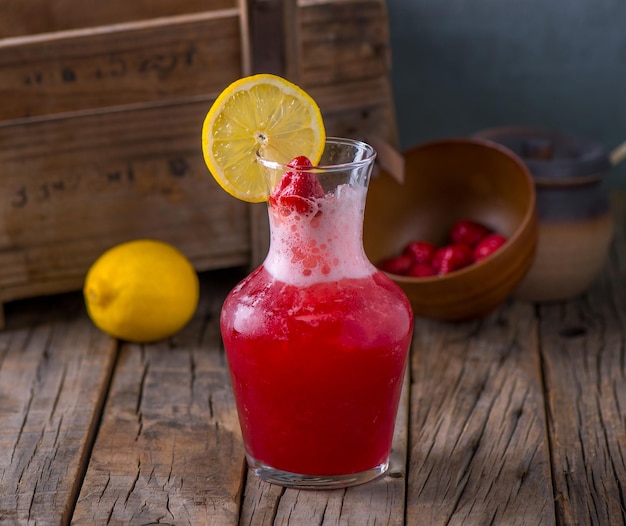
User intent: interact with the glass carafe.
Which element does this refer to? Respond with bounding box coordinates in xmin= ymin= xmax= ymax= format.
xmin=220 ymin=137 xmax=413 ymax=489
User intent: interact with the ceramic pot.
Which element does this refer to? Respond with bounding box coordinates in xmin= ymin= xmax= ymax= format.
xmin=473 ymin=127 xmax=623 ymax=302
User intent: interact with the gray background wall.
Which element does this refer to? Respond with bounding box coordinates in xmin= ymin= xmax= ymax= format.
xmin=386 ymin=0 xmax=626 ymax=187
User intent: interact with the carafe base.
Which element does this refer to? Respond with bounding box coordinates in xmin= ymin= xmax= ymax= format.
xmin=246 ymin=455 xmax=389 ymax=489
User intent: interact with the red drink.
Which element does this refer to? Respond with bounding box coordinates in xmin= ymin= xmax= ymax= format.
xmin=222 ymin=268 xmax=411 ymax=476
xmin=220 ymin=138 xmax=413 ymax=488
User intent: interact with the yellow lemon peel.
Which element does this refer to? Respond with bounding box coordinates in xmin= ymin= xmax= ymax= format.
xmin=84 ymin=239 xmax=199 ymax=343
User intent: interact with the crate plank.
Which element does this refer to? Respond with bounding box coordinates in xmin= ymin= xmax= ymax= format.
xmin=0 ymin=11 xmax=244 ymax=120
xmin=407 ymin=303 xmax=556 ymax=525
xmin=0 ymin=0 xmax=238 ymax=38
xmin=299 ymin=0 xmax=393 ymax=85
xmin=314 ymin=78 xmax=399 ymax=146
xmin=73 ymin=272 xmax=245 ymax=525
xmin=296 ymin=0 xmax=398 ymax=146
xmin=0 ymin=99 xmax=251 ymax=304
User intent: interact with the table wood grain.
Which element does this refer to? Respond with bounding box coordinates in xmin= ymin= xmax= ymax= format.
xmin=1 ymin=192 xmax=625 ymax=526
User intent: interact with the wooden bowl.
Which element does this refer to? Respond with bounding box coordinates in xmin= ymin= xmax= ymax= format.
xmin=364 ymin=138 xmax=538 ymax=321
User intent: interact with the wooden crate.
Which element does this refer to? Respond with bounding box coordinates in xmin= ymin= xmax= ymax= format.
xmin=0 ymin=0 xmax=398 ymax=325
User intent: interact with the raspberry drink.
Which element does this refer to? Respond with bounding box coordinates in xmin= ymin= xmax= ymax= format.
xmin=220 ymin=138 xmax=413 ymax=488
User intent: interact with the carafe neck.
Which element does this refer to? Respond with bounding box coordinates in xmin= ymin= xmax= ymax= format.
xmin=264 ymin=183 xmax=374 ymax=284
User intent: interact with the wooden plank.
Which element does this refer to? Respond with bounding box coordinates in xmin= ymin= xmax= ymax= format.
xmin=249 ymin=0 xmax=286 ymax=75
xmin=239 ymin=363 xmax=410 ymax=525
xmin=0 ymin=99 xmax=251 ymax=304
xmin=0 ymin=292 xmax=117 ymax=524
xmin=310 ymin=77 xmax=399 ymax=146
xmin=539 ymin=190 xmax=626 ymax=525
xmin=298 ymin=0 xmax=392 ymax=86
xmin=406 ymin=302 xmax=555 ymax=525
xmin=323 ymin=103 xmax=399 ymax=149
xmin=297 ymin=0 xmax=399 ymax=146
xmin=73 ymin=271 xmax=246 ymax=525
xmin=0 ymin=0 xmax=237 ymax=37
xmin=0 ymin=11 xmax=243 ymax=120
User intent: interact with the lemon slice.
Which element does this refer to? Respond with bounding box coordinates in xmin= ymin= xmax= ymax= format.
xmin=201 ymin=74 xmax=326 ymax=202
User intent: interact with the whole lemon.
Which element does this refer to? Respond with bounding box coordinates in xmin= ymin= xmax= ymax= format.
xmin=84 ymin=239 xmax=199 ymax=343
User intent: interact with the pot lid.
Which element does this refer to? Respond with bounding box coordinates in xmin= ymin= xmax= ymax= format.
xmin=472 ymin=126 xmax=612 ymax=182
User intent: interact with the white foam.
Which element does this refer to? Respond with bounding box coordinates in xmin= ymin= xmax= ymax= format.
xmin=264 ymin=184 xmax=376 ymax=285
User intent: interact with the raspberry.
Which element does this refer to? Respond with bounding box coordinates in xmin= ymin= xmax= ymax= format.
xmin=269 ymin=156 xmax=324 ymax=214
xmin=408 ymin=263 xmax=436 ymax=277
xmin=449 ymin=220 xmax=490 ymax=247
xmin=473 ymin=234 xmax=507 ymax=261
xmin=431 ymin=249 xmax=443 ymax=273
xmin=434 ymin=244 xmax=473 ymax=275
xmin=288 ymin=156 xmax=314 ymax=170
xmin=403 ymin=241 xmax=436 ymax=265
xmin=379 ymin=255 xmax=413 ymax=275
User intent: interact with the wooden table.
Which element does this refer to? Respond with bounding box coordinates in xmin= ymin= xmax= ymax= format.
xmin=1 ymin=193 xmax=625 ymax=526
